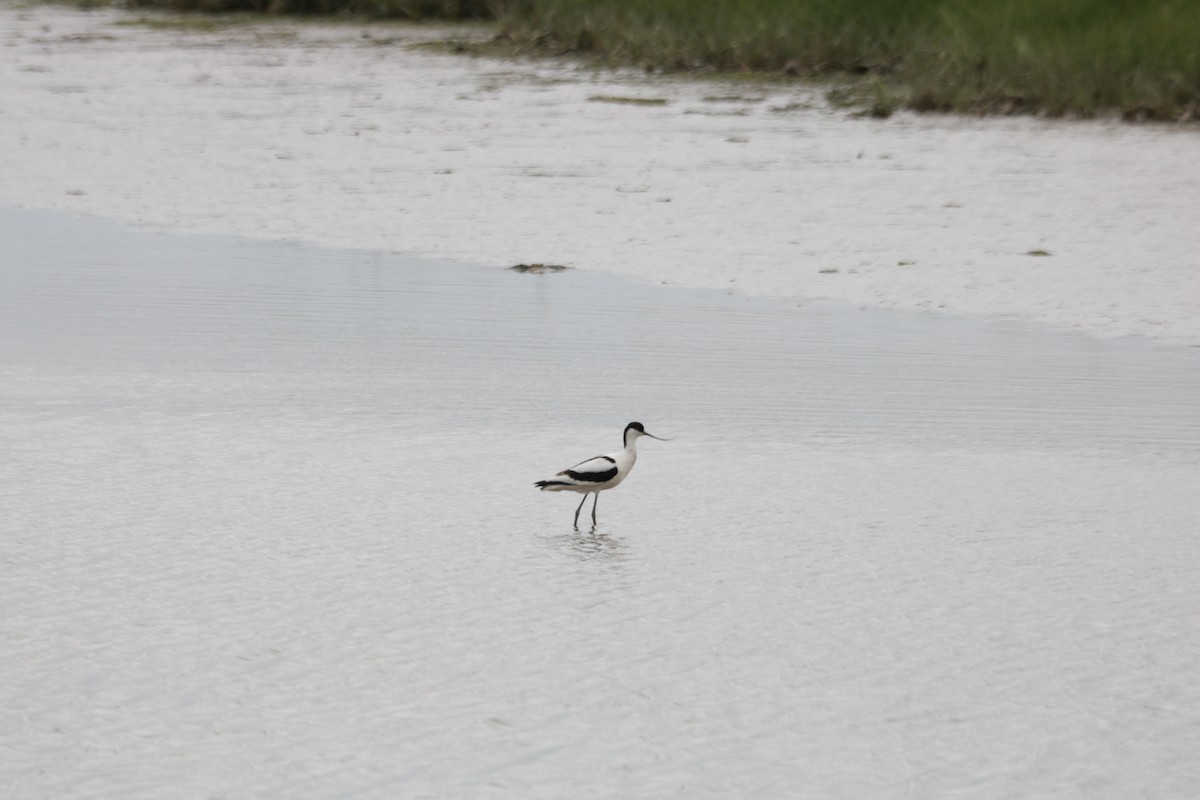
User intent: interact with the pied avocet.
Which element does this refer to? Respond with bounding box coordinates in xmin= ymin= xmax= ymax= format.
xmin=535 ymin=422 xmax=667 ymax=528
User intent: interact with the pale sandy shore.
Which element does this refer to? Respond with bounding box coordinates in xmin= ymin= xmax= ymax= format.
xmin=2 ymin=2 xmax=1198 ymax=344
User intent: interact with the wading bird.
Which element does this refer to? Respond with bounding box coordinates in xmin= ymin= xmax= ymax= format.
xmin=535 ymin=422 xmax=668 ymax=528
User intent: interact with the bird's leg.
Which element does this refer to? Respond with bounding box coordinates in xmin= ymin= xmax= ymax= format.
xmin=574 ymin=493 xmax=589 ymax=529
xmin=591 ymin=492 xmax=599 ymax=525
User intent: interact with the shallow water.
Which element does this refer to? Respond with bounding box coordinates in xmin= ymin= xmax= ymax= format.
xmin=2 ymin=210 xmax=1199 ymax=798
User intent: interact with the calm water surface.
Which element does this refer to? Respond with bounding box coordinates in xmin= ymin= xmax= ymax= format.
xmin=2 ymin=210 xmax=1198 ymax=798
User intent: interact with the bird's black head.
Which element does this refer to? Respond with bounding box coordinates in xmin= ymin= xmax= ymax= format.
xmin=624 ymin=421 xmax=669 ymax=445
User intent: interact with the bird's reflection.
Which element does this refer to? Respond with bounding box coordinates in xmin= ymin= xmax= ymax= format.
xmin=570 ymin=528 xmax=628 ymax=561
xmin=543 ymin=526 xmax=630 ymax=566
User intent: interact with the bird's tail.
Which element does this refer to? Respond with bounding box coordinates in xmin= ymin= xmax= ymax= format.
xmin=534 ymin=479 xmax=571 ymax=491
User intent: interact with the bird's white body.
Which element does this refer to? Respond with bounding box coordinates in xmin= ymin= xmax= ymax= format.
xmin=535 ymin=422 xmax=666 ymax=527
xmin=537 ymin=440 xmax=639 ymax=495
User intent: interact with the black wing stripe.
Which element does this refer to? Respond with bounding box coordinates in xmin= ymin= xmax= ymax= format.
xmin=565 ymin=467 xmax=618 ymax=483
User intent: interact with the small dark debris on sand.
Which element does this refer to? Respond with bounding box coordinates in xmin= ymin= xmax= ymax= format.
xmin=510 ymin=263 xmax=570 ymax=274
xmin=588 ymin=95 xmax=669 ymax=106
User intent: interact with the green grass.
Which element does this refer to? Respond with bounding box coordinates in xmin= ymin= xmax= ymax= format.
xmin=486 ymin=0 xmax=1200 ymax=119
xmin=75 ymin=0 xmax=1200 ymax=119
xmin=906 ymin=0 xmax=1200 ymax=118
xmin=495 ymin=0 xmax=935 ymax=73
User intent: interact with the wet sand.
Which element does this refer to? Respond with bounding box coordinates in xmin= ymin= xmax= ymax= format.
xmin=1 ymin=2 xmax=1198 ymax=344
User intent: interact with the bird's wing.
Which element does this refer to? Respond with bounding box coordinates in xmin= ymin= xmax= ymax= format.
xmin=560 ymin=455 xmax=618 ymax=483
